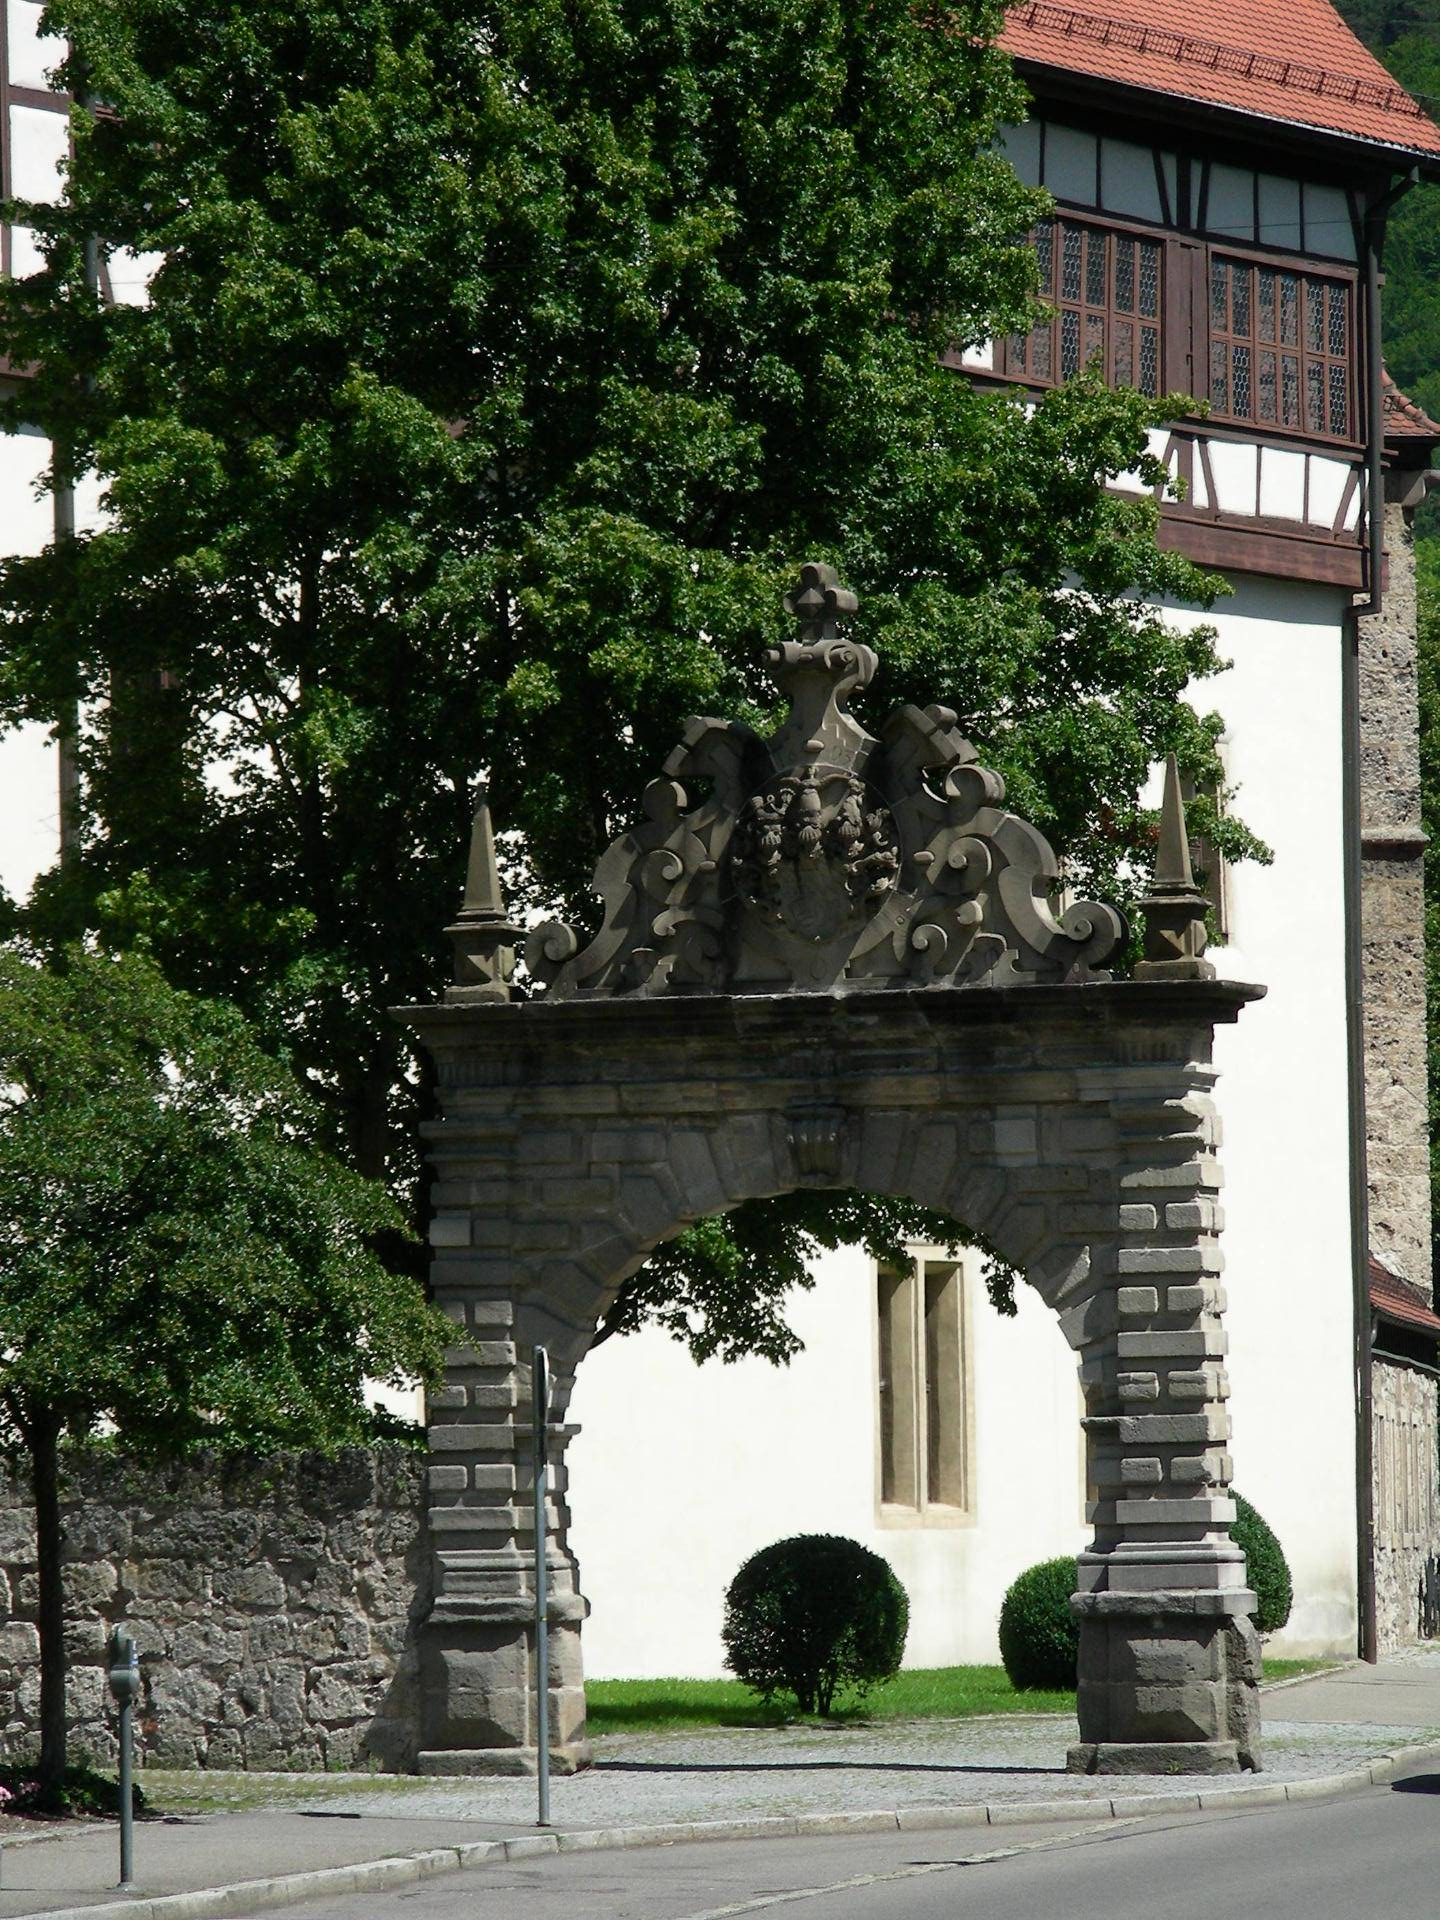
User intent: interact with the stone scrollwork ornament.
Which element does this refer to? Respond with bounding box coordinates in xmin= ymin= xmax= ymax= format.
xmin=525 ymin=561 xmax=1124 ymax=996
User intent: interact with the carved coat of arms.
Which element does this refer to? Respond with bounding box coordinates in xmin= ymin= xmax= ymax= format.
xmin=730 ymin=770 xmax=900 ymax=942
xmin=525 ymin=560 xmax=1125 ymax=996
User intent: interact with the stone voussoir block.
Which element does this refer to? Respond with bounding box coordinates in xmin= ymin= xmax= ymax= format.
xmin=1117 ymin=1373 xmax=1160 ymax=1401
xmin=1117 ymin=1286 xmax=1159 ymax=1315
xmin=1117 ymin=1245 xmax=1223 ymax=1276
xmin=1119 ymin=1412 xmax=1230 ymax=1445
xmin=1166 ymin=1367 xmax=1227 ymax=1401
xmin=1114 ymin=1495 xmax=1236 ymax=1526
xmin=1117 ymin=1205 xmax=1158 ymax=1232
xmin=1165 ymin=1284 xmax=1225 ymax=1314
xmin=1165 ymin=1200 xmax=1224 ymax=1231
xmin=1117 ymin=1330 xmax=1224 ymax=1360
xmin=1170 ymin=1451 xmax=1232 ymax=1485
xmin=1120 ymin=1457 xmax=1164 ymax=1484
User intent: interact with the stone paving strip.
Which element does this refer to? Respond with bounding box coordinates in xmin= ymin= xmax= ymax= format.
xmin=0 ymin=1696 xmax=1437 ymax=1920
xmin=136 ymin=1707 xmax=1440 ymax=1827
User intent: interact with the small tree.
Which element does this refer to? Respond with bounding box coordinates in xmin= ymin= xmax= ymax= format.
xmin=997 ymin=1555 xmax=1080 ymax=1692
xmin=0 ymin=940 xmax=448 ymax=1788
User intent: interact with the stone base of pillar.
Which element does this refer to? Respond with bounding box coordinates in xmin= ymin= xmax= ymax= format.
xmin=1072 ymin=1587 xmax=1262 ymax=1772
xmin=1066 ymin=1740 xmax=1242 ymax=1776
xmin=417 ymin=1741 xmax=593 ymax=1777
xmin=419 ymin=1607 xmax=589 ymax=1772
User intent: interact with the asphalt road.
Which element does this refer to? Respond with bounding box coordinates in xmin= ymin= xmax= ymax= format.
xmin=223 ymin=1762 xmax=1440 ymax=1920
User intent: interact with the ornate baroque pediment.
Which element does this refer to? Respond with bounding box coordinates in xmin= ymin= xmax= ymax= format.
xmin=525 ymin=563 xmax=1124 ymax=997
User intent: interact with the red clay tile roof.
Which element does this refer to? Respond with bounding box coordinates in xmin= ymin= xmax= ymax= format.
xmin=1369 ymin=1255 xmax=1440 ymax=1336
xmin=1383 ymin=368 xmax=1440 ymax=442
xmin=1002 ymin=0 xmax=1440 ymax=164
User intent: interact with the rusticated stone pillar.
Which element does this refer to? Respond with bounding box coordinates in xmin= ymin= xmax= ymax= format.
xmin=1067 ymin=1074 xmax=1259 ymax=1774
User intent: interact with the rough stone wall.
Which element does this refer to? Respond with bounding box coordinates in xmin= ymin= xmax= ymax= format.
xmin=1359 ymin=486 xmax=1439 ymax=1651
xmin=0 ymin=1446 xmax=427 ymax=1772
xmin=1358 ymin=491 xmax=1432 ymax=1292
xmin=1372 ymin=1359 xmax=1440 ymax=1652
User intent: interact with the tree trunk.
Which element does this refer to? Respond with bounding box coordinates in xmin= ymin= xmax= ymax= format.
xmin=32 ymin=1413 xmax=66 ymax=1788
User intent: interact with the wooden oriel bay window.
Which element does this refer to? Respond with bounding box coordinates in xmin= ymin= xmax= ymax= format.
xmin=997 ymin=212 xmax=1359 ymax=451
xmin=1208 ymin=256 xmax=1352 ymax=440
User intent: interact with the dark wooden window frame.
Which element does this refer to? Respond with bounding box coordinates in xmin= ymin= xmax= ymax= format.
xmin=996 ymin=208 xmax=1364 ymax=459
xmin=1206 ymin=247 xmax=1358 ymax=449
xmin=1002 ymin=210 xmax=1166 ymax=402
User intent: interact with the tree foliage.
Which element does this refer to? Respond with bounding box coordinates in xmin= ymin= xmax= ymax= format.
xmin=0 ymin=0 xmax=1259 ymax=1362
xmin=1358 ymin=30 xmax=1440 ymax=434
xmin=0 ymin=940 xmax=448 ymax=1778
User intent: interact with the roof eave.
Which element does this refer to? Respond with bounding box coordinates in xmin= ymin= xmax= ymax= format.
xmin=1014 ymin=57 xmax=1440 ymax=185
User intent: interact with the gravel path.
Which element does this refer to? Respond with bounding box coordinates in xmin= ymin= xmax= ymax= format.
xmin=141 ymin=1686 xmax=1440 ymax=1829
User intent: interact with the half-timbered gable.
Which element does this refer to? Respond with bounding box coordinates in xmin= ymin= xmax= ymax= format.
xmin=966 ymin=0 xmax=1440 ymax=593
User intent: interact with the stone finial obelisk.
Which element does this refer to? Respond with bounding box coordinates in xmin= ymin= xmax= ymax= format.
xmin=1134 ymin=754 xmax=1215 ymax=980
xmin=444 ymin=781 xmax=524 ymax=1003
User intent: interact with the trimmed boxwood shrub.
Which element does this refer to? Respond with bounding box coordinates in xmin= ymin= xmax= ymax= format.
xmin=721 ymin=1534 xmax=909 ymax=1714
xmin=995 ymin=1493 xmax=1292 ymax=1691
xmin=998 ymin=1556 xmax=1079 ymax=1691
xmin=1232 ymin=1491 xmax=1293 ymax=1634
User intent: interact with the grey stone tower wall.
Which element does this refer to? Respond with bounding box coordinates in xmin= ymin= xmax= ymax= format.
xmin=1358 ymin=491 xmax=1431 ymax=1293
xmin=1359 ymin=485 xmax=1439 ymax=1649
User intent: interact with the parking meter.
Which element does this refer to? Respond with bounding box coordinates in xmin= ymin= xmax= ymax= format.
xmin=106 ymin=1627 xmax=139 ymax=1887
xmin=106 ymin=1628 xmax=139 ymax=1708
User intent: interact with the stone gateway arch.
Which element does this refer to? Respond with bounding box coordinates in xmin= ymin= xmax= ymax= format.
xmin=400 ymin=563 xmax=1265 ymax=1779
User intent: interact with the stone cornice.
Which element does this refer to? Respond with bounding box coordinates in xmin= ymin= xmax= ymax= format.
xmin=397 ymin=975 xmax=1266 ymax=1055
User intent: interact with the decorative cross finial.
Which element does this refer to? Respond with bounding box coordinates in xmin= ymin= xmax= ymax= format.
xmin=444 ymin=780 xmax=525 ymax=1003
xmin=783 ymin=560 xmax=858 ymax=646
xmin=1134 ymin=754 xmax=1214 ymax=981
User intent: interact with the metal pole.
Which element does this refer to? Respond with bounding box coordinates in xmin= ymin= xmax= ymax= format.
xmin=532 ymin=1344 xmax=550 ymax=1826
xmin=118 ymin=1694 xmax=134 ymax=1888
xmin=107 ymin=1627 xmax=138 ymax=1890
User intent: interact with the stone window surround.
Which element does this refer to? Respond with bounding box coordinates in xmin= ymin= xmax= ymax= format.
xmin=874 ymin=1249 xmax=976 ymax=1528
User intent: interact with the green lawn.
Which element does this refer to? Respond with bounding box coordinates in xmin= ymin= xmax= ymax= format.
xmin=585 ymin=1657 xmax=1342 ymax=1735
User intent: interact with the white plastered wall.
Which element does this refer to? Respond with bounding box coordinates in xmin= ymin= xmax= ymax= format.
xmin=0 ymin=426 xmax=59 ymax=904
xmin=568 ymin=1245 xmax=1087 ymax=1679
xmin=1168 ymin=576 xmax=1357 ymax=1656
xmin=569 ymin=574 xmax=1358 ymax=1675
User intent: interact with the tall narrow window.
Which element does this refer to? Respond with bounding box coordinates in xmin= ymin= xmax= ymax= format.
xmin=1209 ymin=257 xmax=1353 ymax=440
xmin=877 ymin=1267 xmax=918 ymax=1508
xmin=876 ymin=1257 xmax=970 ymax=1519
xmin=1006 ymin=216 xmax=1161 ymax=399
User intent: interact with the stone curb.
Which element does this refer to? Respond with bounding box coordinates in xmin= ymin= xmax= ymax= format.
xmin=16 ymin=1742 xmax=1440 ymax=1920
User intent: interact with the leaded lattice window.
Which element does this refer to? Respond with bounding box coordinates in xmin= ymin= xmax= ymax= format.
xmin=1207 ymin=257 xmax=1353 ymax=441
xmin=1006 ymin=217 xmax=1162 ymax=399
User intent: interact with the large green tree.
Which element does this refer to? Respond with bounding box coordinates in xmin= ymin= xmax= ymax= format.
xmin=0 ymin=940 xmax=448 ymax=1787
xmin=0 ymin=0 xmax=1255 ymax=1361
